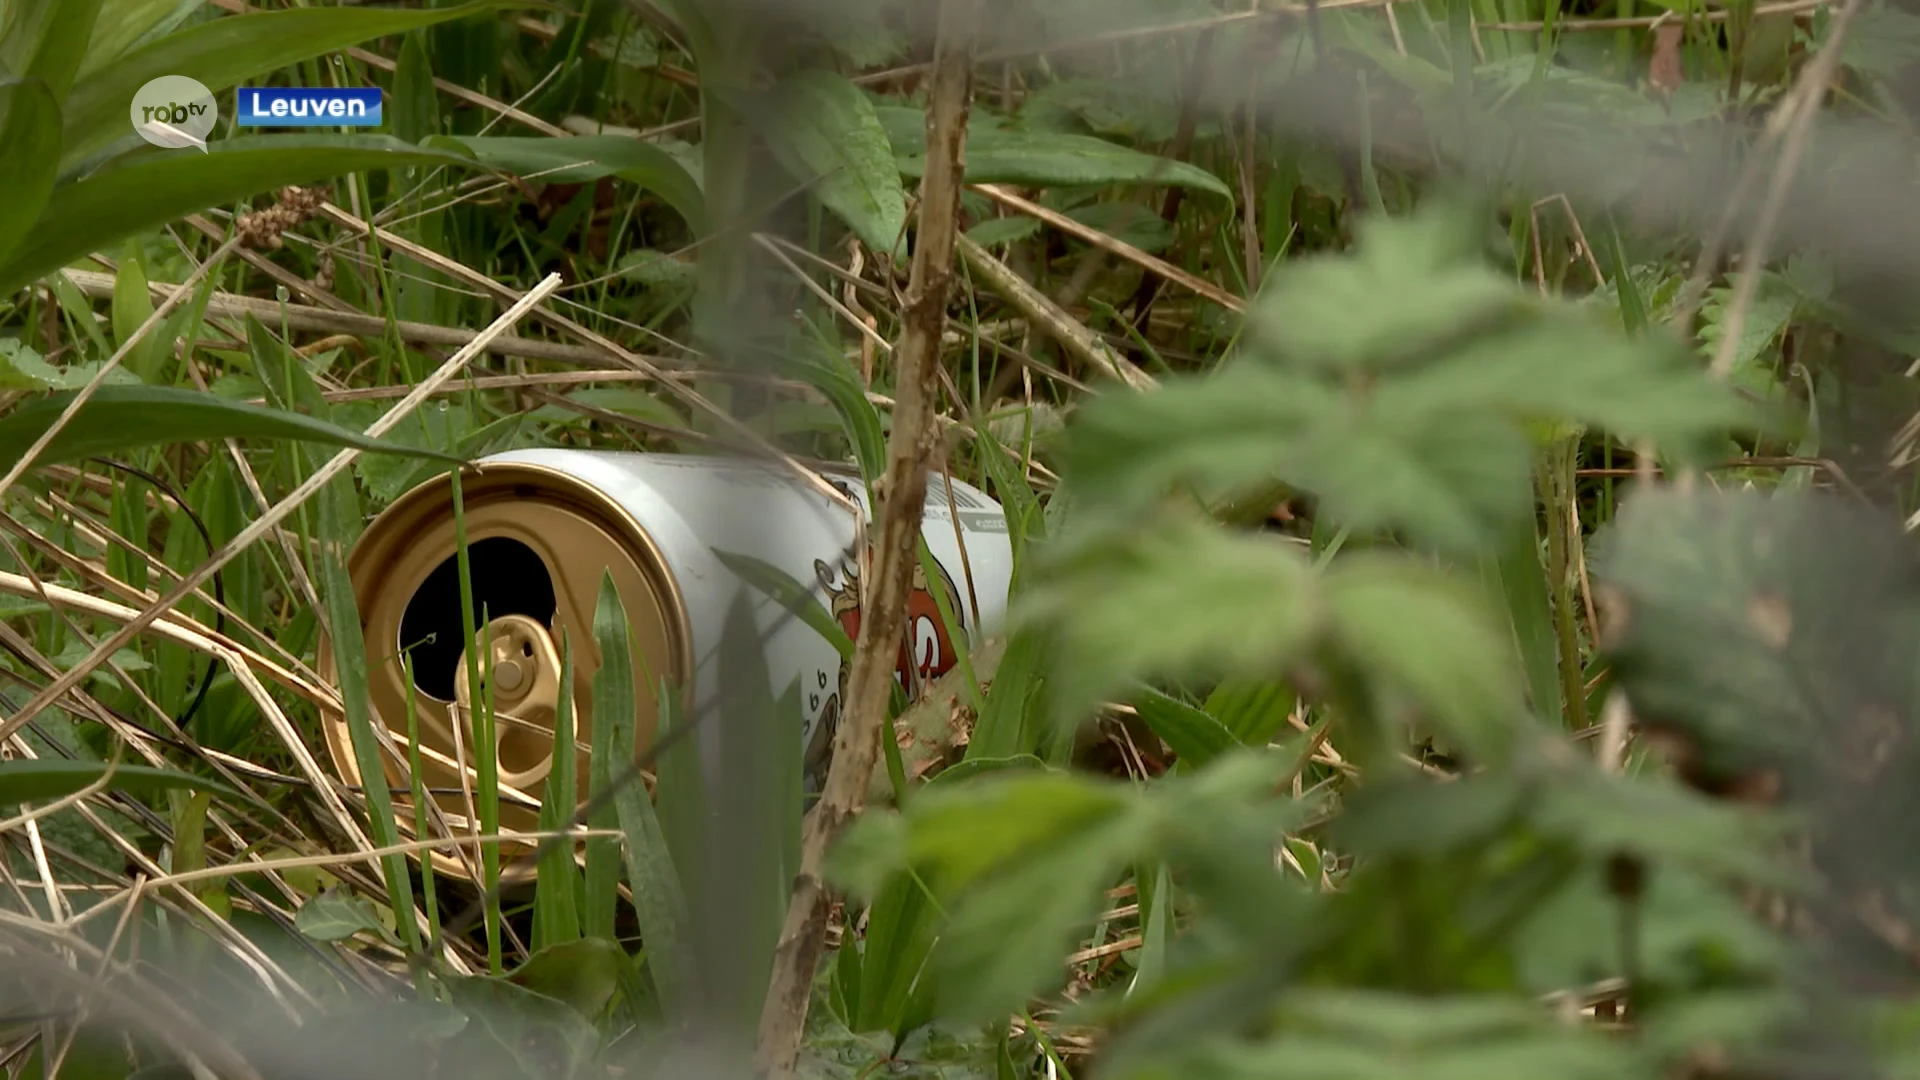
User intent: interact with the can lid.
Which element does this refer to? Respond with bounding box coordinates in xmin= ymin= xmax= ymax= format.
xmin=316 ymin=460 xmax=691 ymax=879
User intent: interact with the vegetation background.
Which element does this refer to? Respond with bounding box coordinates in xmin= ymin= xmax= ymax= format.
xmin=0 ymin=0 xmax=1917 ymax=1076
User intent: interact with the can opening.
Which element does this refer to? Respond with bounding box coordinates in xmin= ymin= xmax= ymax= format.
xmin=399 ymin=536 xmax=558 ymax=703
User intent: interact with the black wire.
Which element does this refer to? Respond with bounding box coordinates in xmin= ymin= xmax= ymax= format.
xmin=88 ymin=457 xmax=227 ymax=733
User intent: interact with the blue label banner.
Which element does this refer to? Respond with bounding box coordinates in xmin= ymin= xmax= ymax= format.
xmin=235 ymin=87 xmax=382 ymax=127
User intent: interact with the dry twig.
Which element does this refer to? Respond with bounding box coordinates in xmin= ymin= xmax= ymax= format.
xmin=755 ymin=1 xmax=980 ymax=1072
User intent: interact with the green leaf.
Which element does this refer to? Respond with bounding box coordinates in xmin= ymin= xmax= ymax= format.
xmin=775 ymin=331 xmax=887 ymax=480
xmin=76 ymin=0 xmax=203 ymax=81
xmin=1058 ymin=198 xmax=1749 ymax=555
xmin=0 ymin=759 xmax=228 ymax=804
xmin=965 ymin=215 xmax=1041 ymax=249
xmin=354 ymin=407 xmax=522 ymax=503
xmin=1249 ymin=199 xmax=1522 ymax=372
xmin=1131 ymin=689 xmax=1238 ymax=770
xmin=592 ymin=574 xmax=697 ymax=1015
xmin=0 ymin=77 xmax=61 ymax=271
xmin=711 ymin=547 xmax=853 ymax=660
xmin=1593 ymin=486 xmax=1920 ymax=797
xmin=878 ymin=107 xmax=1231 ymax=200
xmin=3 ymin=135 xmax=480 ymax=299
xmin=0 ymin=385 xmax=462 ymax=474
xmin=762 ymin=71 xmax=908 ymax=259
xmin=1698 ymin=272 xmax=1798 ymax=399
xmin=1202 ymin=679 xmax=1298 ymax=747
xmin=1324 ymin=553 xmax=1528 ymax=761
xmin=933 ymin=825 xmax=1134 ymax=1024
xmin=0 ymin=338 xmax=70 ymax=390
xmin=59 ymin=0 xmax=525 ymax=168
xmin=427 ymin=134 xmax=706 ymax=232
xmin=830 ymin=769 xmax=1133 ymax=899
xmin=442 ymin=974 xmax=599 ymax=1080
xmin=532 ymin=639 xmax=582 ymax=951
xmin=293 ymin=888 xmax=399 ymax=944
xmin=391 ymin=29 xmax=438 ymax=146
xmin=0 ymin=0 xmax=106 ymax=100
xmin=1016 ymin=518 xmax=1320 ymax=723
xmin=109 ymin=242 xmax=172 ymax=382
xmin=507 ymin=937 xmax=626 ymax=1020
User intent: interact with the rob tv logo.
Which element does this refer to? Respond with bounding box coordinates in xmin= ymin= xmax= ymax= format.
xmin=236 ymin=86 xmax=383 ymax=127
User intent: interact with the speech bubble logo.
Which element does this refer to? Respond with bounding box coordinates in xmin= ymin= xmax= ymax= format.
xmin=131 ymin=75 xmax=217 ymax=152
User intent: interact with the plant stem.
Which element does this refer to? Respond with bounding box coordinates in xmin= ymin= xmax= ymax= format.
xmin=1543 ymin=439 xmax=1588 ymax=731
xmin=753 ymin=1 xmax=979 ymax=1072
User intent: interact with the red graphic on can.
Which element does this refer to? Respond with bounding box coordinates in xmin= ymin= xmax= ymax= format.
xmin=803 ymin=557 xmax=964 ymax=791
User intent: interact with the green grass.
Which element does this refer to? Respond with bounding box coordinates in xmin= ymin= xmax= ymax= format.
xmin=0 ymin=0 xmax=1907 ymax=1077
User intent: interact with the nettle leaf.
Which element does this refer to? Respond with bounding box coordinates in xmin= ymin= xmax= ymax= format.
xmin=1015 ymin=519 xmax=1321 ymax=721
xmin=1248 ymin=201 xmax=1522 ymax=372
xmin=0 ymin=338 xmax=71 ymax=390
xmin=1324 ymin=554 xmax=1527 ymax=759
xmin=1698 ymin=272 xmax=1799 ymax=399
xmin=830 ymin=769 xmax=1134 ymax=898
xmin=931 ymin=821 xmax=1137 ymax=1024
xmin=1060 ymin=363 xmax=1533 ymax=554
xmin=1155 ymin=991 xmax=1641 ymax=1080
xmin=1593 ymin=487 xmax=1920 ymax=796
xmin=834 ymin=750 xmax=1303 ymax=1029
xmin=1833 ymin=5 xmax=1920 ymax=79
xmin=763 ymin=71 xmax=908 ymax=260
xmin=1384 ymin=316 xmax=1755 ymax=457
xmin=294 ymin=888 xmax=398 ymax=945
xmin=1060 ymin=199 xmax=1749 ymax=554
xmin=1060 ymin=368 xmax=1340 ymax=516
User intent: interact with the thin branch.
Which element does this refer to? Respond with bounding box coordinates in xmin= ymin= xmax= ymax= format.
xmin=755 ymin=0 xmax=980 ymax=1072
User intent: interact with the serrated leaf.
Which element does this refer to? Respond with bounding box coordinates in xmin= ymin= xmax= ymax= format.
xmin=294 ymin=889 xmax=397 ymax=944
xmin=1324 ymin=554 xmax=1527 ymax=759
xmin=763 ymin=71 xmax=908 ymax=260
xmin=1249 ymin=200 xmax=1522 ymax=372
xmin=1017 ymin=519 xmax=1321 ymax=723
xmin=829 ymin=770 xmax=1133 ymax=899
xmin=1593 ymin=486 xmax=1920 ymax=795
xmin=1698 ymin=272 xmax=1798 ymax=399
xmin=1060 ymin=363 xmax=1534 ymax=554
xmin=0 ymin=339 xmax=67 ymax=390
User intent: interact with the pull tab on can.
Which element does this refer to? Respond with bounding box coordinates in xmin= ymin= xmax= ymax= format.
xmin=452 ymin=614 xmax=575 ymax=793
xmin=315 ymin=449 xmax=1015 ymax=881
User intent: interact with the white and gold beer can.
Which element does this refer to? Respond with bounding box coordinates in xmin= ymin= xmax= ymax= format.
xmin=315 ymin=449 xmax=1014 ymax=876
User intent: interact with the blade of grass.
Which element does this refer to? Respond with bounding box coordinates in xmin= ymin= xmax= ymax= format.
xmin=533 ymin=636 xmax=582 ymax=950
xmin=315 ymin=444 xmax=422 ymax=954
xmin=593 ymin=573 xmax=696 ymax=1015
xmin=449 ymin=468 xmax=503 ymax=974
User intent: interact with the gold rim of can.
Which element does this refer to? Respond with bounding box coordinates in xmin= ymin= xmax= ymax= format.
xmin=316 ymin=459 xmax=693 ymax=882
